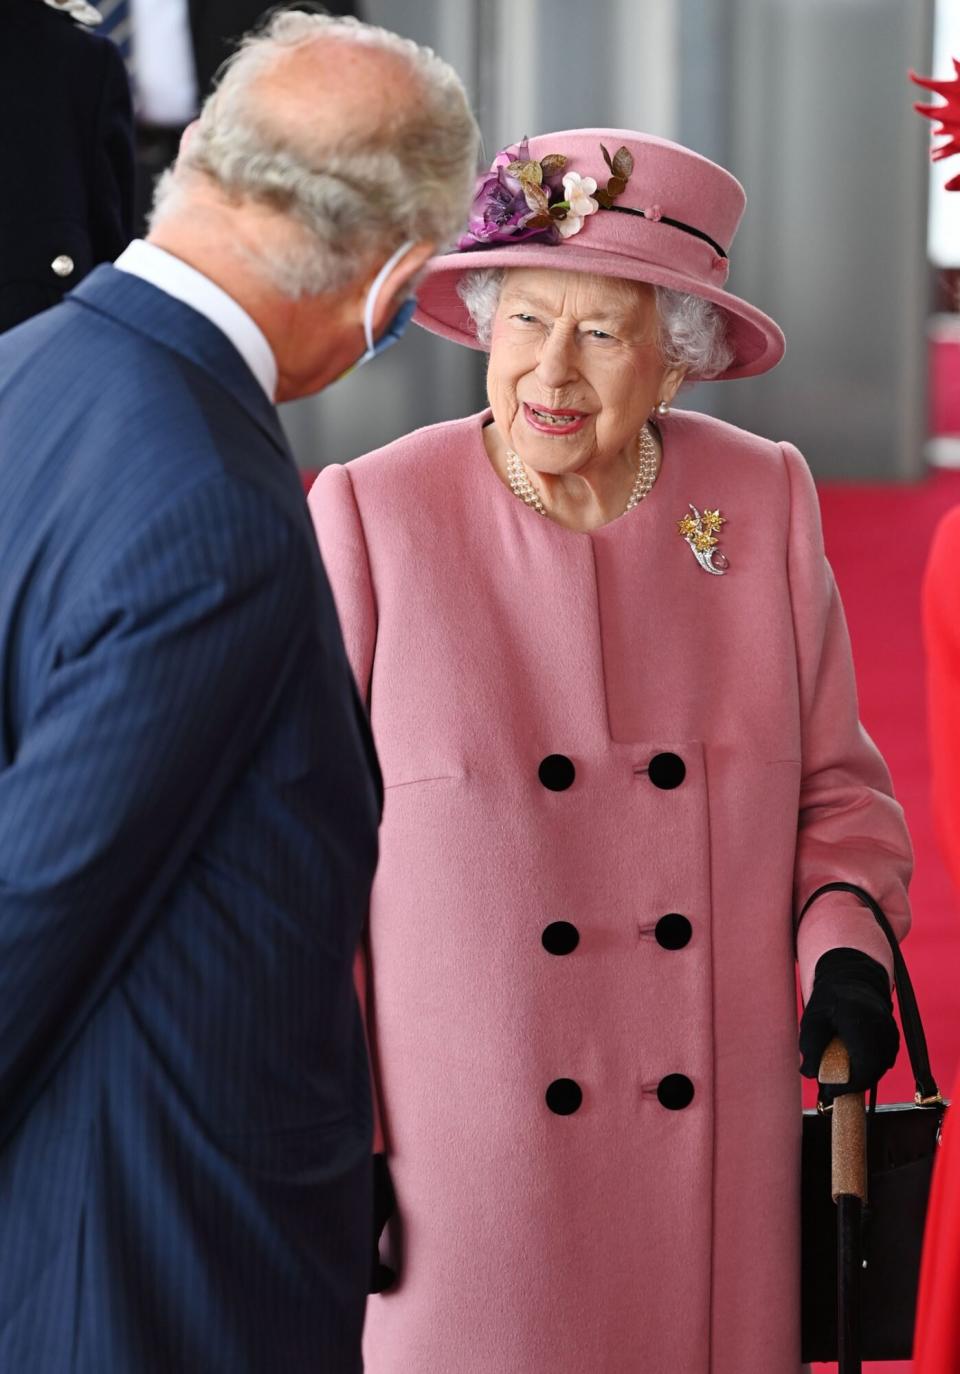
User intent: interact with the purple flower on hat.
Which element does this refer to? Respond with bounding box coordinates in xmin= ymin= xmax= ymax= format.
xmin=457 ymin=139 xmax=570 ymax=250
xmin=456 ymin=138 xmax=636 ymax=251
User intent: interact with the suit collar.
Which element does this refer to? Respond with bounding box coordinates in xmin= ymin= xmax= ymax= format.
xmin=114 ymin=242 xmax=278 ymax=402
xmin=68 ymin=265 xmax=290 ymax=461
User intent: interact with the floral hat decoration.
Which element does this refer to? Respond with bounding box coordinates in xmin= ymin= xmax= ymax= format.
xmin=413 ymin=127 xmax=785 ymax=381
xmin=458 ymin=137 xmax=638 ymax=246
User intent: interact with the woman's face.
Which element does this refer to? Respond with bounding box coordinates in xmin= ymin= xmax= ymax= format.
xmin=485 ymin=267 xmax=682 ymax=476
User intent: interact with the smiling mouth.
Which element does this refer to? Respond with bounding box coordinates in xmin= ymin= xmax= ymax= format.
xmin=525 ymin=403 xmax=588 ymax=427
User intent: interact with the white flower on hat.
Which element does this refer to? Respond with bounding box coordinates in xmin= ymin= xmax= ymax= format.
xmin=556 ymin=213 xmax=586 ymax=238
xmin=562 ymin=172 xmax=599 ymax=219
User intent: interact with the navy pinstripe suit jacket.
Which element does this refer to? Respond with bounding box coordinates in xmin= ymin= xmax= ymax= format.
xmin=0 ymin=267 xmax=380 ymax=1372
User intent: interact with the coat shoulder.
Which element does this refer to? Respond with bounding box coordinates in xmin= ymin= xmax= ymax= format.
xmin=669 ymin=408 xmax=787 ymax=472
xmin=669 ymin=409 xmax=815 ymax=528
xmin=334 ymin=412 xmax=487 ymax=507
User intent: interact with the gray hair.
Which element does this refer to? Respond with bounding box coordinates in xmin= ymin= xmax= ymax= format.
xmin=457 ymin=267 xmax=734 ymax=379
xmin=150 ymin=11 xmax=480 ymax=298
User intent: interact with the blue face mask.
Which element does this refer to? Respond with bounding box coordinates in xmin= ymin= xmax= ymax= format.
xmin=339 ymin=240 xmax=417 ymax=379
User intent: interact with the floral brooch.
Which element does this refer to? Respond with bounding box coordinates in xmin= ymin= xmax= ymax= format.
xmin=458 ymin=140 xmax=635 ymax=250
xmin=677 ymin=506 xmax=729 ymax=575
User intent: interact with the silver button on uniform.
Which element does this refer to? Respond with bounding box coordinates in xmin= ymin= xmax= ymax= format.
xmin=51 ymin=255 xmax=74 ymax=278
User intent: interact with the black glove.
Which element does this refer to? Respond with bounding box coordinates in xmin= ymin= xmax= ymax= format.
xmin=799 ymin=947 xmax=900 ymax=1101
xmin=370 ymin=1153 xmax=397 ymax=1293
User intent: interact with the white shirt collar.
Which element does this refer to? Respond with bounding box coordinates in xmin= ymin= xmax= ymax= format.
xmin=114 ymin=240 xmax=278 ymax=401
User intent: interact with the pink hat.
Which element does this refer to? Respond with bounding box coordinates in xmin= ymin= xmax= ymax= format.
xmin=414 ymin=128 xmax=785 ymax=381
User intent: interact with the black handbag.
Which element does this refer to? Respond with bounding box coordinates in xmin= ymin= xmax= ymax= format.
xmin=799 ymin=882 xmax=947 ymax=1363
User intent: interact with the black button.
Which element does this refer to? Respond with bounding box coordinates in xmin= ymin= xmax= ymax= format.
xmin=647 ymin=752 xmax=686 ymax=789
xmin=657 ymin=1074 xmax=695 ymax=1110
xmin=539 ymin=754 xmax=576 ymax=791
xmin=542 ymin=921 xmax=580 ymax=955
xmin=655 ymin=914 xmax=692 ymax=950
xmin=545 ymin=1078 xmax=582 ymax=1114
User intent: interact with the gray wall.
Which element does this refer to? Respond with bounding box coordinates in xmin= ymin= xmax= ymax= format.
xmin=683 ymin=0 xmax=934 ymax=480
xmin=282 ymin=0 xmax=934 ymax=482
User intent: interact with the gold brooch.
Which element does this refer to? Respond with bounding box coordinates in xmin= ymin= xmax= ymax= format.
xmin=677 ymin=505 xmax=729 ymax=575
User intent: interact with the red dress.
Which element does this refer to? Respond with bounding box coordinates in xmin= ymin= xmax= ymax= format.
xmin=916 ymin=505 xmax=960 ymax=1373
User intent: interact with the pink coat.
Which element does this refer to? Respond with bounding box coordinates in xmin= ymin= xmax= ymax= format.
xmin=309 ymin=408 xmax=911 ymax=1374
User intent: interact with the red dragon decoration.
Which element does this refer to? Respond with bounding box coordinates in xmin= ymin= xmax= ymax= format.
xmin=912 ymin=58 xmax=960 ymax=190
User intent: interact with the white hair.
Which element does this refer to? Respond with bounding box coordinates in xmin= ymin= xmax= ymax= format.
xmin=457 ymin=267 xmax=734 ymax=379
xmin=150 ymin=11 xmax=480 ymax=298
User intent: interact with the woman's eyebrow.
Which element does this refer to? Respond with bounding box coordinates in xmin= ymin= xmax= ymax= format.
xmin=500 ymin=292 xmax=555 ymax=311
xmin=502 ymin=295 xmax=633 ymax=326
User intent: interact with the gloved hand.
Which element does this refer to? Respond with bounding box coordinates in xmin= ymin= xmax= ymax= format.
xmin=799 ymin=947 xmax=900 ymax=1101
xmin=370 ymin=1153 xmax=397 ymax=1293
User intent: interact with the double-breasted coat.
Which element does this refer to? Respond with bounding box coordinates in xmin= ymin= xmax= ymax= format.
xmin=310 ymin=407 xmax=912 ymax=1374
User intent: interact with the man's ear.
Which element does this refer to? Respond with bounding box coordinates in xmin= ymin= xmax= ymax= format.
xmin=178 ymin=120 xmax=200 ymax=159
xmin=366 ymin=241 xmax=435 ymax=338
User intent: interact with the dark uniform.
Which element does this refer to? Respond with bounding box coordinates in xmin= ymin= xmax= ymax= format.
xmin=1 ymin=0 xmax=134 ymax=332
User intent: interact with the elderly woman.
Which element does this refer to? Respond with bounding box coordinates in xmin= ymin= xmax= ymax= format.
xmin=309 ymin=129 xmax=911 ymax=1373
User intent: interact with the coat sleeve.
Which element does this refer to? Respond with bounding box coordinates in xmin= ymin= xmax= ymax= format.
xmin=0 ymin=475 xmax=313 ymax=1140
xmin=923 ymin=505 xmax=960 ymax=895
xmin=308 ymin=463 xmax=377 ymax=704
xmin=782 ymin=442 xmax=913 ymax=999
xmin=89 ymin=35 xmax=134 ymax=263
xmin=308 ymin=462 xmax=387 ymax=1150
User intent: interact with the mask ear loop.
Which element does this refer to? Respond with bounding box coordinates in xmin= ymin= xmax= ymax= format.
xmin=363 ymin=240 xmax=416 ymax=355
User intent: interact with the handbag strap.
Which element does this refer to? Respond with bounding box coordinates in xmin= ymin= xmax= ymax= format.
xmin=799 ymin=881 xmax=942 ymax=1104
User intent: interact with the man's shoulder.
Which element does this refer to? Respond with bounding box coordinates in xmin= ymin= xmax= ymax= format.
xmin=2 ymin=308 xmax=209 ymax=477
xmin=0 ymin=297 xmax=302 ymax=566
xmin=0 ymin=288 xmax=268 ymax=459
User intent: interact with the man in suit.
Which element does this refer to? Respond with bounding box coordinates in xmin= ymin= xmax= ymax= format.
xmin=0 ymin=10 xmax=478 ymax=1371
xmin=0 ymin=0 xmax=133 ymax=331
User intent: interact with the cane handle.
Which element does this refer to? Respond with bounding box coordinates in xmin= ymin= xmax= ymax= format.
xmin=819 ymin=1037 xmax=867 ymax=1203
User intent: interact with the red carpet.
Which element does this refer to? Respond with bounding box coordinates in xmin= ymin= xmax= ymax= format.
xmin=305 ymin=465 xmax=960 ymax=1371
xmin=812 ymin=470 xmax=960 ymax=1374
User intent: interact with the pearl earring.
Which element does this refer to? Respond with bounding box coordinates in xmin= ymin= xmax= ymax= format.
xmin=655 ymin=400 xmax=670 ymax=417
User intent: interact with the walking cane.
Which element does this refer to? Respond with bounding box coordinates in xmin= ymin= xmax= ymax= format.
xmin=819 ymin=1038 xmax=867 ymax=1374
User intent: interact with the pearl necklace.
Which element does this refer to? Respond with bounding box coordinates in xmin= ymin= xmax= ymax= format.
xmin=505 ymin=424 xmax=659 ymax=521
